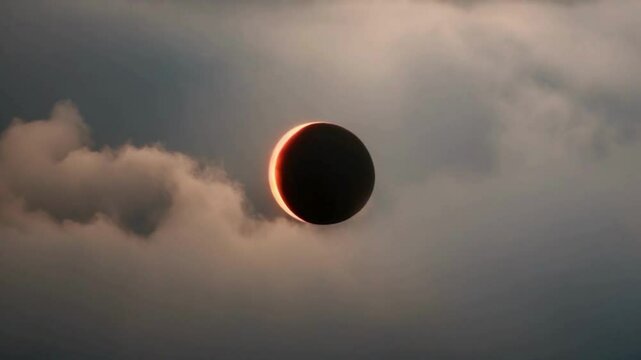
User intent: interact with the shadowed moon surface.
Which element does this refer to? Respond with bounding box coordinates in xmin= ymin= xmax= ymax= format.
xmin=269 ymin=122 xmax=375 ymax=225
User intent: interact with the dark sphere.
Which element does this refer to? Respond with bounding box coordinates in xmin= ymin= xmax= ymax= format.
xmin=276 ymin=123 xmax=375 ymax=224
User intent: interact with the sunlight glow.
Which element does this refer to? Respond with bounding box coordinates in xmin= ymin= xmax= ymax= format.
xmin=268 ymin=122 xmax=323 ymax=223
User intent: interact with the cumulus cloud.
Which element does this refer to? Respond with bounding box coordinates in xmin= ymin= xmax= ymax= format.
xmin=1 ymin=103 xmax=173 ymax=235
xmin=0 ymin=101 xmax=360 ymax=357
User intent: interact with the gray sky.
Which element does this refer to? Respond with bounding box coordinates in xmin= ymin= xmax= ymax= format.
xmin=1 ymin=0 xmax=641 ymax=359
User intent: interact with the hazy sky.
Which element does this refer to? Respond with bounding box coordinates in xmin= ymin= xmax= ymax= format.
xmin=2 ymin=0 xmax=641 ymax=358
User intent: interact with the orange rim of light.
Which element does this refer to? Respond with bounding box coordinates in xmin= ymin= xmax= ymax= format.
xmin=269 ymin=122 xmax=325 ymax=223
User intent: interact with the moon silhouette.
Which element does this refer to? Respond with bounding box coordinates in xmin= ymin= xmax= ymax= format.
xmin=269 ymin=122 xmax=375 ymax=224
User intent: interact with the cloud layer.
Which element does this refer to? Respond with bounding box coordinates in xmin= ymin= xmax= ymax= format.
xmin=2 ymin=0 xmax=641 ymax=359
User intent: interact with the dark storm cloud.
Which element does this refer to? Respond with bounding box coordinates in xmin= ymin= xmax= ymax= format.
xmin=2 ymin=0 xmax=641 ymax=359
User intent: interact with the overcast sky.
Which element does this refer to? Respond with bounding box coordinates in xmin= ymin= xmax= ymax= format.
xmin=1 ymin=0 xmax=641 ymax=359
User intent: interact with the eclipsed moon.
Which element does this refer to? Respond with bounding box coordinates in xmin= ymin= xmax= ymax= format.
xmin=269 ymin=122 xmax=375 ymax=225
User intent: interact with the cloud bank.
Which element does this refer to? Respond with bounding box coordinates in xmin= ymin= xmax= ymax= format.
xmin=2 ymin=0 xmax=641 ymax=359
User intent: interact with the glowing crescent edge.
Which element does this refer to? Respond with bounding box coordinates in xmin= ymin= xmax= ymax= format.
xmin=268 ymin=122 xmax=324 ymax=222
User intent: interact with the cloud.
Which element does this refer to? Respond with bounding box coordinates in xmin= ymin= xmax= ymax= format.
xmin=2 ymin=0 xmax=641 ymax=359
xmin=1 ymin=102 xmax=183 ymax=236
xmin=2 ymin=105 xmax=641 ymax=358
